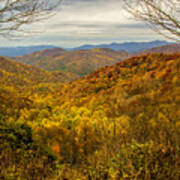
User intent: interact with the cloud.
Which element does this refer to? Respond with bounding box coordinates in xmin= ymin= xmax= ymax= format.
xmin=0 ymin=0 xmax=168 ymax=47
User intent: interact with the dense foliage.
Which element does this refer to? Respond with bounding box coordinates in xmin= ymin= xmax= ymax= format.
xmin=0 ymin=121 xmax=57 ymax=179
xmin=0 ymin=53 xmax=180 ymax=179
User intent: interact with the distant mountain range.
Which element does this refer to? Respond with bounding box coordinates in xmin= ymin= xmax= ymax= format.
xmin=0 ymin=45 xmax=57 ymax=56
xmin=0 ymin=40 xmax=172 ymax=56
xmin=73 ymin=40 xmax=171 ymax=53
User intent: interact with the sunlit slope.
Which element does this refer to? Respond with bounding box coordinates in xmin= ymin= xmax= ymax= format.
xmin=35 ymin=53 xmax=180 ymax=137
xmin=50 ymin=53 xmax=180 ymax=145
xmin=57 ymin=53 xmax=180 ymax=103
xmin=33 ymin=54 xmax=179 ymax=179
xmin=0 ymin=56 xmax=64 ymax=119
xmin=0 ymin=56 xmax=73 ymax=89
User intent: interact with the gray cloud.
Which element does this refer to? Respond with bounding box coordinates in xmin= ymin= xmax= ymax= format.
xmin=0 ymin=0 xmax=168 ymax=47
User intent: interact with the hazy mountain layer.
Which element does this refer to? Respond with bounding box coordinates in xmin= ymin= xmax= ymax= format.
xmin=0 ymin=40 xmax=171 ymax=56
xmin=0 ymin=45 xmax=58 ymax=56
xmin=73 ymin=40 xmax=171 ymax=53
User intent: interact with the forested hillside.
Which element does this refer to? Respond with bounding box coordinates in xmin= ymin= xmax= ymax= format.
xmin=0 ymin=56 xmax=79 ymax=93
xmin=1 ymin=53 xmax=180 ymax=179
xmin=13 ymin=48 xmax=129 ymax=77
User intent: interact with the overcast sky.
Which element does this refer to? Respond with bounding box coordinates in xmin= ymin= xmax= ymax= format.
xmin=0 ymin=0 xmax=169 ymax=48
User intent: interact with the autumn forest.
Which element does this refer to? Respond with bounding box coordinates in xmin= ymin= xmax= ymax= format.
xmin=0 ymin=0 xmax=180 ymax=179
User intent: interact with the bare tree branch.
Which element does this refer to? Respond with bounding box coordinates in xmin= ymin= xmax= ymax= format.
xmin=124 ymin=0 xmax=180 ymax=42
xmin=0 ymin=0 xmax=62 ymax=37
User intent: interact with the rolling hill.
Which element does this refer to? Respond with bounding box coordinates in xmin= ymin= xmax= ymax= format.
xmin=13 ymin=48 xmax=129 ymax=77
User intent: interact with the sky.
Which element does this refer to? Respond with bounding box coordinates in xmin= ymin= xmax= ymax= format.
xmin=0 ymin=0 xmax=169 ymax=48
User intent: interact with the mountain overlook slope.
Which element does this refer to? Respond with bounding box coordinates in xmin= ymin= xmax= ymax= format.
xmin=37 ymin=53 xmax=179 ymax=179
xmin=1 ymin=53 xmax=180 ymax=179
